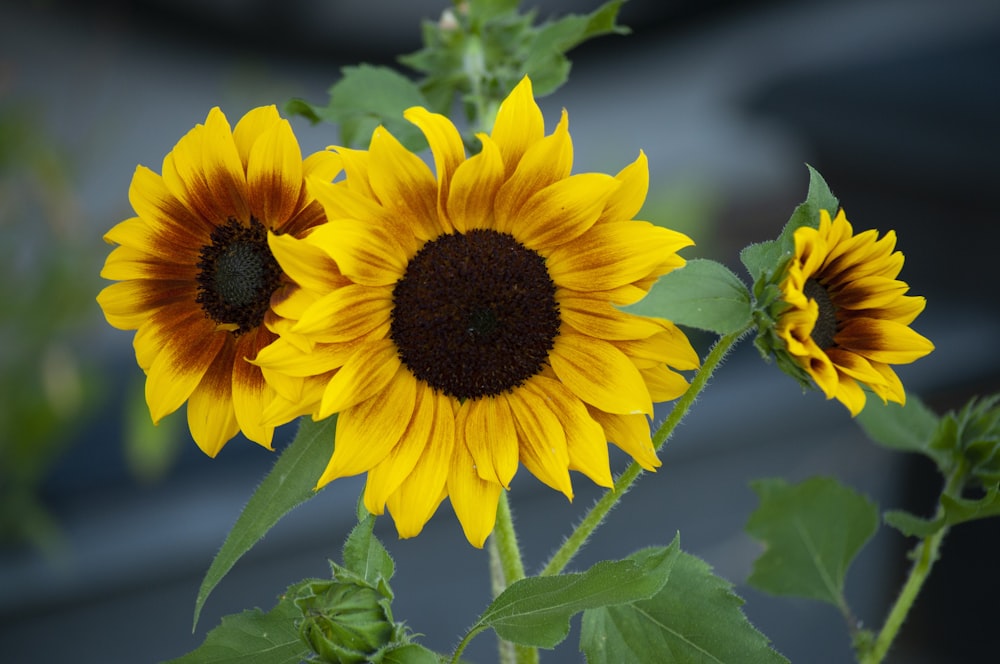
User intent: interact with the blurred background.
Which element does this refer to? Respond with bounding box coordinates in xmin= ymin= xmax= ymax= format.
xmin=1 ymin=0 xmax=998 ymax=662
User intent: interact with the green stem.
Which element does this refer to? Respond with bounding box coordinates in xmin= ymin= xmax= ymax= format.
xmin=490 ymin=491 xmax=537 ymax=664
xmin=540 ymin=328 xmax=747 ymax=577
xmin=858 ymin=463 xmax=966 ymax=664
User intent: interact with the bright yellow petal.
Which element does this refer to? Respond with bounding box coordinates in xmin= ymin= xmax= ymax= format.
xmin=317 ymin=366 xmax=417 ymax=486
xmin=404 ymin=106 xmax=465 ymax=228
xmin=599 ymin=151 xmax=648 ymax=223
xmin=834 ymin=374 xmax=868 ymax=416
xmin=447 ymin=134 xmax=504 ymax=233
xmin=246 ymin=118 xmax=303 ymax=228
xmin=368 ymin=126 xmax=443 ymax=240
xmin=186 ymin=341 xmax=240 ymax=457
xmin=494 ymin=109 xmax=573 ymax=233
xmin=318 ymin=338 xmax=402 ymax=418
xmin=145 ymin=315 xmax=227 ymax=424
xmin=641 ymin=364 xmax=691 ymax=402
xmin=363 ymin=381 xmax=435 ymax=514
xmin=509 ymin=173 xmax=618 ymax=251
xmin=232 ymin=105 xmax=281 ymax=165
xmin=268 ymin=230 xmax=347 ymax=294
xmin=97 ymin=280 xmax=191 ymax=330
xmin=558 ymin=294 xmax=664 ymax=341
xmin=307 ymin=219 xmax=408 ymax=288
xmin=491 ymin=77 xmax=544 ymax=178
xmin=448 ymin=439 xmax=503 ymax=548
xmin=385 ymin=390 xmax=456 ymax=538
xmin=293 ymin=284 xmax=392 ymax=342
xmin=837 ymin=318 xmax=935 ymax=364
xmin=126 ymin=168 xmax=212 ymax=252
xmin=101 ymin=244 xmax=197 ymax=282
xmin=547 ymin=221 xmax=693 ymax=292
xmin=550 ymin=332 xmax=653 ymax=415
xmin=589 ymin=408 xmax=660 ymax=471
xmin=531 ymin=376 xmax=613 ymax=489
xmin=230 ymin=330 xmax=277 ymax=449
xmin=508 ymin=383 xmax=572 ymax=499
xmin=461 ymin=396 xmax=520 ymax=488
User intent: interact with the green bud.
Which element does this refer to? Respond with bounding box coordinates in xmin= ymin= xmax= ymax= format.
xmin=295 ymin=579 xmax=395 ymax=664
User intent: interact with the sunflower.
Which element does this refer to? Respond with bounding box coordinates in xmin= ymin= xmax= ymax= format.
xmin=255 ymin=77 xmax=699 ymax=547
xmin=776 ymin=208 xmax=934 ymax=415
xmin=97 ymin=106 xmax=341 ymax=456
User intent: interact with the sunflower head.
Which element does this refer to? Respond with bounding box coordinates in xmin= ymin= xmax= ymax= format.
xmin=759 ymin=207 xmax=934 ymax=415
xmin=255 ymin=76 xmax=699 ymax=546
xmin=97 ymin=106 xmax=341 ymax=456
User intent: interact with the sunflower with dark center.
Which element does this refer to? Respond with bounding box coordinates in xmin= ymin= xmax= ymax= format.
xmin=255 ymin=77 xmax=699 ymax=547
xmin=776 ymin=208 xmax=934 ymax=416
xmin=97 ymin=106 xmax=341 ymax=456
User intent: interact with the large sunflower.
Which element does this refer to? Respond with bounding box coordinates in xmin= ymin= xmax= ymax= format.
xmin=776 ymin=208 xmax=934 ymax=415
xmin=97 ymin=106 xmax=341 ymax=456
xmin=255 ymin=77 xmax=699 ymax=547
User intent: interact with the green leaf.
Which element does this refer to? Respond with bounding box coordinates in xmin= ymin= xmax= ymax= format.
xmin=740 ymin=165 xmax=839 ymax=283
xmin=885 ymin=485 xmax=1000 ymax=537
xmin=524 ymin=0 xmax=629 ymax=96
xmin=581 ymin=550 xmax=788 ymax=664
xmin=746 ymin=477 xmax=878 ymax=607
xmin=170 ymin=583 xmax=311 ymax=664
xmin=380 ymin=643 xmax=444 ymax=664
xmin=469 ymin=535 xmax=680 ymax=649
xmin=856 ymin=394 xmax=946 ymax=468
xmin=289 ymin=65 xmax=429 ymax=151
xmin=622 ymin=259 xmax=752 ymax=335
xmin=342 ymin=511 xmax=395 ymax=591
xmin=193 ymin=416 xmax=337 ymax=630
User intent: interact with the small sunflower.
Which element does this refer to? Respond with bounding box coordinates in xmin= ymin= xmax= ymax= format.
xmin=97 ymin=106 xmax=341 ymax=456
xmin=776 ymin=208 xmax=934 ymax=415
xmin=255 ymin=77 xmax=699 ymax=547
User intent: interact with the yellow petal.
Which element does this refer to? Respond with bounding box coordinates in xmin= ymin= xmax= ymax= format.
xmin=230 ymin=330 xmax=277 ymax=449
xmin=101 ymin=244 xmax=197 ymax=282
xmin=232 ymin=105 xmax=281 ymax=165
xmin=317 ymin=366 xmax=417 ymax=486
xmin=97 ymin=280 xmax=190 ymax=330
xmin=386 ymin=390 xmax=456 ymax=538
xmin=318 ymin=338 xmax=401 ymax=418
xmin=558 ymin=295 xmax=664 ymax=340
xmin=448 ymin=439 xmax=503 ymax=548
xmin=491 ymin=76 xmax=544 ymax=178
xmin=531 ymin=376 xmax=612 ymax=489
xmin=268 ymin=230 xmax=346 ymax=293
xmin=293 ymin=284 xmax=392 ymax=342
xmin=589 ymin=408 xmax=660 ymax=471
xmin=461 ymin=396 xmax=520 ymax=487
xmin=834 ymin=374 xmax=868 ymax=416
xmin=508 ymin=383 xmax=572 ymax=499
xmin=186 ymin=341 xmax=240 ymax=457
xmin=494 ymin=109 xmax=573 ymax=233
xmin=837 ymin=318 xmax=935 ymax=364
xmin=447 ymin=134 xmax=504 ymax=233
xmin=363 ymin=381 xmax=435 ymax=513
xmin=247 ymin=118 xmax=303 ymax=228
xmin=599 ymin=151 xmax=649 ymax=223
xmin=547 ymin=221 xmax=693 ymax=292
xmin=550 ymin=332 xmax=653 ymax=415
xmin=368 ymin=126 xmax=443 ymax=241
xmin=145 ymin=315 xmax=227 ymax=424
xmin=306 ymin=219 xmax=408 ymax=288
xmin=126 ymin=168 xmax=212 ymax=254
xmin=641 ymin=364 xmax=691 ymax=403
xmin=509 ymin=173 xmax=618 ymax=251
xmin=404 ymin=106 xmax=465 ymax=228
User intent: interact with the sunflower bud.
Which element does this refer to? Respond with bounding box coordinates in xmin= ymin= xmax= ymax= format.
xmin=295 ymin=579 xmax=395 ymax=663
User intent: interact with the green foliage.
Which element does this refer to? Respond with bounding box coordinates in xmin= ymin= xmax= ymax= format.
xmin=856 ymin=394 xmax=945 ymax=468
xmin=193 ymin=416 xmax=338 ymax=630
xmin=169 ymin=583 xmax=313 ymax=664
xmin=581 ymin=550 xmax=788 ymax=664
xmin=288 ymin=0 xmax=628 ymax=150
xmin=463 ymin=535 xmax=680 ymax=651
xmin=884 ymin=486 xmax=1000 ymax=538
xmin=287 ymin=65 xmax=429 ymax=152
xmin=746 ymin=477 xmax=878 ymax=608
xmin=743 ymin=165 xmax=840 ymax=388
xmin=622 ymin=258 xmax=753 ymax=335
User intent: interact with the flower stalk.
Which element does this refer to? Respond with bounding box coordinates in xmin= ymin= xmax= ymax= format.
xmin=541 ymin=326 xmax=750 ymax=577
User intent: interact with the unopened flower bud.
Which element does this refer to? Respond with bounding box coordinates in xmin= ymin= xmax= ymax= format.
xmin=296 ymin=580 xmax=395 ymax=663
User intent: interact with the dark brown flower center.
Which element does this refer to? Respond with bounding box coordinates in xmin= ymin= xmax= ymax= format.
xmin=389 ymin=229 xmax=561 ymax=400
xmin=196 ymin=218 xmax=282 ymax=335
xmin=804 ymin=277 xmax=838 ymax=349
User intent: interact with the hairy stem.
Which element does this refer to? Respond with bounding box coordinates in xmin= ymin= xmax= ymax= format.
xmin=540 ymin=328 xmax=747 ymax=577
